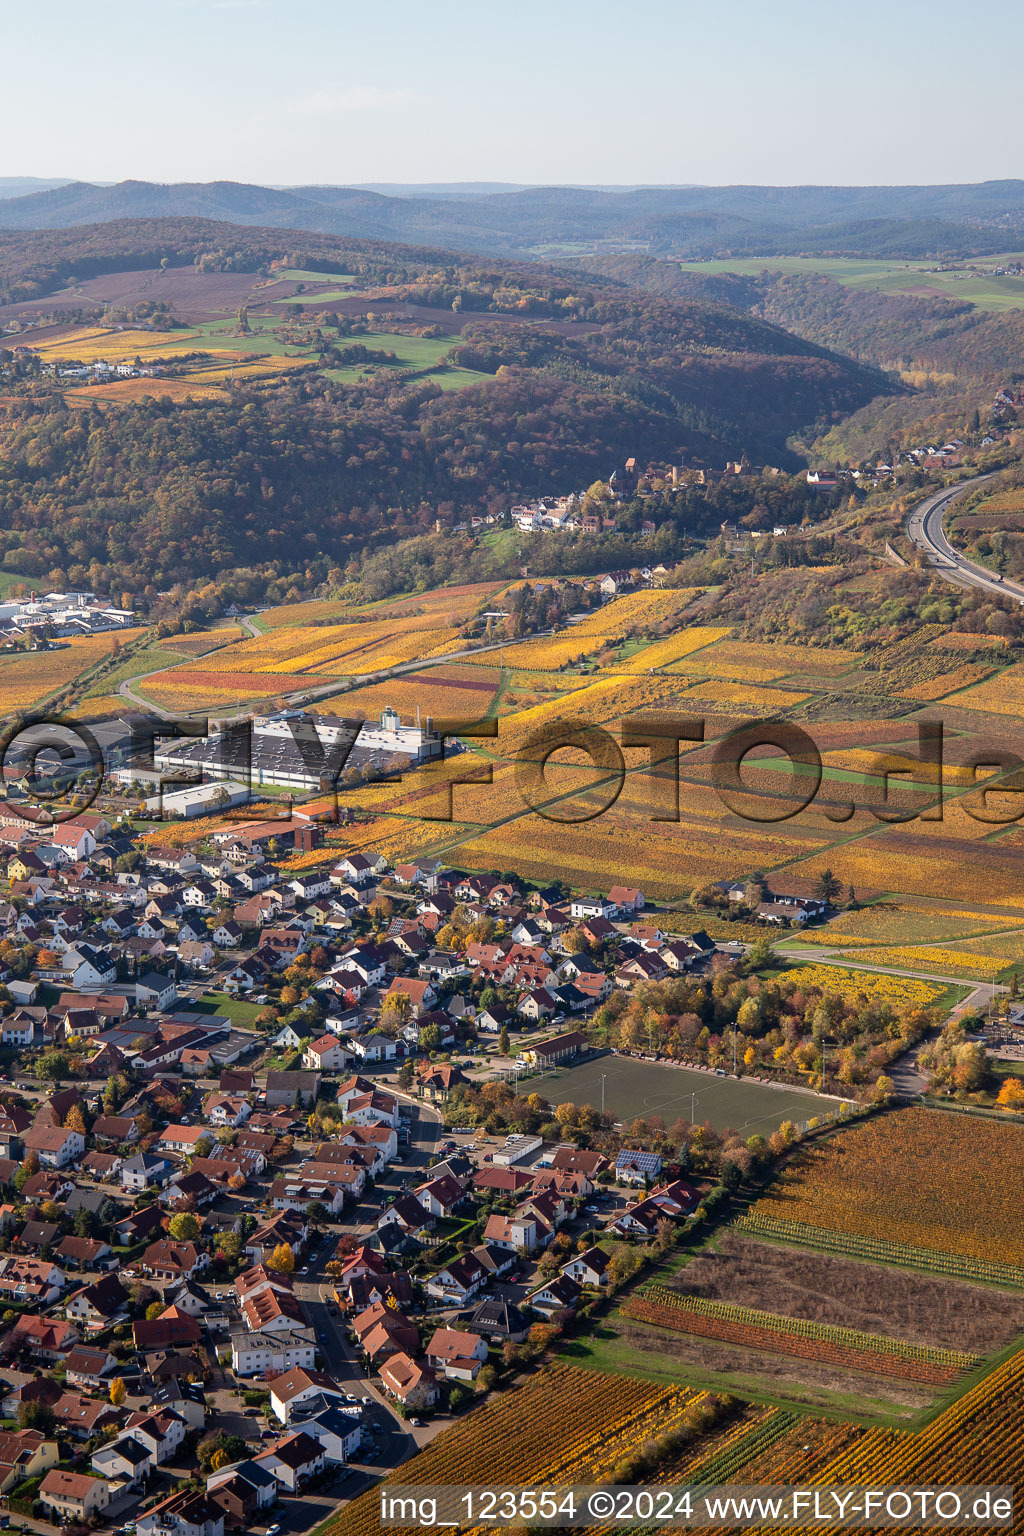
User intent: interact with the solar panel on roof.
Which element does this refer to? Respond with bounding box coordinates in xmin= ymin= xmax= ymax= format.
xmin=615 ymin=1150 xmax=661 ymax=1174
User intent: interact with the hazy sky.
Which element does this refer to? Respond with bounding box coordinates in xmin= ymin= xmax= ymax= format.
xmin=4 ymin=0 xmax=1022 ymax=187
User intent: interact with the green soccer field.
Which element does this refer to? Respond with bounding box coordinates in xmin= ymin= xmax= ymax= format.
xmin=530 ymin=1052 xmax=843 ymax=1133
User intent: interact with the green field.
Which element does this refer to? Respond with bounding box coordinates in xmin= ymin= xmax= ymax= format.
xmin=265 ymin=269 xmax=359 ymax=286
xmin=277 ymin=289 xmax=363 ymax=306
xmin=163 ymin=320 xmax=315 ymax=359
xmin=531 ymin=1053 xmax=842 ymax=1133
xmin=322 ymin=332 xmax=491 ymax=391
xmin=335 ymin=332 xmax=460 ymax=367
xmin=83 ymin=643 xmax=182 ymax=698
xmin=191 ymin=991 xmax=265 ymax=1025
xmin=684 ymin=254 xmax=1024 ymax=311
xmin=423 ymin=365 xmax=493 ymax=390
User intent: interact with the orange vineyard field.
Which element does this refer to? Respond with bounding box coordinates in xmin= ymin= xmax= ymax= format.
xmin=746 ymin=1107 xmax=1024 ymax=1267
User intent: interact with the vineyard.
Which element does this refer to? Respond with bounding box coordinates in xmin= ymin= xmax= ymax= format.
xmin=732 ymin=1212 xmax=1024 ymax=1287
xmin=327 ymin=1366 xmax=712 ymax=1536
xmin=328 ymin=1349 xmax=1024 ymax=1536
xmin=743 ymin=1107 xmax=1024 ymax=1269
xmin=620 ymin=1287 xmax=978 ymax=1385
xmin=750 ymin=1348 xmax=1024 ymax=1533
xmin=566 ymin=588 xmax=702 ymax=639
xmin=955 ymin=663 xmax=1024 ymax=716
xmin=0 ymin=629 xmax=146 ymax=714
xmin=675 ymin=678 xmax=811 ymax=711
xmin=617 ymin=626 xmax=731 ymax=671
xmin=852 ymin=944 xmax=1001 ymax=977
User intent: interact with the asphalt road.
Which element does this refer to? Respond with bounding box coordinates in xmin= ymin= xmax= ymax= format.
xmin=904 ymin=472 xmax=1024 ymax=602
xmin=292 ymin=1093 xmax=443 ymax=1472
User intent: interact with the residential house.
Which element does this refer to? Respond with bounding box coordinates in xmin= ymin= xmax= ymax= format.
xmin=63 ymin=1344 xmax=118 ymax=1389
xmin=21 ymin=1125 xmax=84 ymax=1168
xmin=423 ymin=1250 xmax=490 ymax=1305
xmin=66 ymin=1274 xmax=129 ymax=1330
xmin=527 ymin=1273 xmax=582 ymax=1317
xmin=378 ymin=1352 xmax=437 ymax=1410
xmin=302 ymin=1033 xmax=349 ymax=1072
xmin=561 ymin=1246 xmax=610 ymax=1288
xmin=0 ymin=1428 xmax=59 ymax=1495
xmin=425 ymin=1327 xmax=488 ymax=1381
xmin=122 ymin=1152 xmax=173 ymax=1191
xmin=39 ymin=1469 xmax=111 ymax=1521
xmin=136 ymin=1490 xmax=225 ymax=1536
xmin=253 ymin=1430 xmax=324 ymax=1493
xmin=140 ymin=1239 xmax=208 ymax=1283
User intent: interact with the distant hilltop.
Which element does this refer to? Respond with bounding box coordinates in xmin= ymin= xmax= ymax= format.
xmin=1 ymin=178 xmax=1023 ymax=259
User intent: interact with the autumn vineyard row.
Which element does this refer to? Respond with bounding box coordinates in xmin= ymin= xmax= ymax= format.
xmin=733 ymin=1211 xmax=1024 ymax=1288
xmin=621 ymin=1291 xmax=974 ymax=1385
xmin=627 ymin=1286 xmax=978 ymax=1367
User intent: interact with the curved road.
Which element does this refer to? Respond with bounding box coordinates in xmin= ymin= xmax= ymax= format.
xmin=905 ymin=473 xmax=1024 ymax=603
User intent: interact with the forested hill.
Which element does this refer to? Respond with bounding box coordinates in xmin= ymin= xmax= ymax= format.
xmin=1 ymin=178 xmax=1023 ymax=256
xmin=576 ymin=252 xmax=1024 ymax=385
xmin=0 ymin=220 xmax=894 ymax=594
xmin=0 ymin=219 xmax=460 ymax=307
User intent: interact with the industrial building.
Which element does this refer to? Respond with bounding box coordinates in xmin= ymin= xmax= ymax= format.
xmin=149 ymin=707 xmax=446 ymax=793
xmin=142 ymin=780 xmax=252 ymax=818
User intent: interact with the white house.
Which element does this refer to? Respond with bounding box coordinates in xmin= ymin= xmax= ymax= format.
xmin=302 ymin=1034 xmax=349 ymax=1072
xmin=231 ymin=1328 xmax=316 ymax=1377
xmin=425 ymin=1326 xmax=488 ymax=1381
xmin=1 ymin=1013 xmax=35 ymax=1046
xmin=23 ymin=1126 xmax=85 ymax=1169
xmin=136 ymin=973 xmax=178 ymax=1010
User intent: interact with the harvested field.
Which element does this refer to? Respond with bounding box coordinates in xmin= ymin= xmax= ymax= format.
xmin=63 ymin=378 xmax=226 ymax=407
xmin=608 ymin=1314 xmax=935 ymax=1412
xmin=665 ymin=1230 xmax=1024 ymax=1353
xmin=622 ymin=1289 xmax=972 ymax=1385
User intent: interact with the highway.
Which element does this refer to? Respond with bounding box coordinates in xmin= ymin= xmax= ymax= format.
xmin=905 ymin=473 xmax=1024 ymax=603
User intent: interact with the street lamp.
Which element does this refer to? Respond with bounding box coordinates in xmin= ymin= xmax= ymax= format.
xmin=600 ymin=1073 xmax=607 ymax=1115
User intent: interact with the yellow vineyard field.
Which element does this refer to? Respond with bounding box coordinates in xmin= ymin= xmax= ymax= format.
xmin=617 ymin=626 xmax=731 ymax=671
xmin=851 ymin=945 xmax=1001 ymax=976
xmin=0 ymin=631 xmax=146 ymax=716
xmin=64 ymin=379 xmax=226 ymax=406
xmin=952 ymin=665 xmax=1024 ymax=715
xmin=677 ymin=679 xmax=810 ymax=711
xmin=565 ymin=587 xmax=701 ymax=639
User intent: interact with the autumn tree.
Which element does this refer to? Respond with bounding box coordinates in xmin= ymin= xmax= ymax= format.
xmin=267 ymin=1242 xmax=295 ymax=1274
xmin=64 ymin=1103 xmax=88 ymax=1135
xmin=378 ymin=992 xmax=410 ymax=1036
